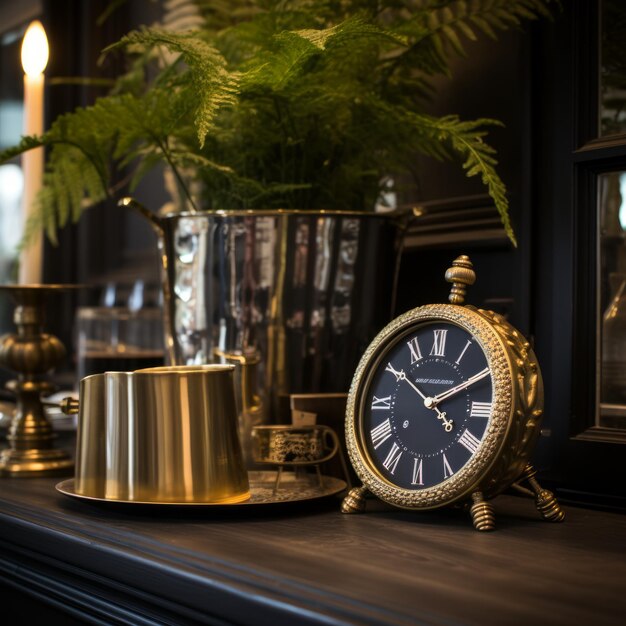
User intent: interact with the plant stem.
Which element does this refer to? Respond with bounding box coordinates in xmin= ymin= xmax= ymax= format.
xmin=154 ymin=134 xmax=199 ymax=213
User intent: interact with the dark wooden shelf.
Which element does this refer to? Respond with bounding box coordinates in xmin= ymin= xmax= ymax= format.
xmin=0 ymin=474 xmax=625 ymax=625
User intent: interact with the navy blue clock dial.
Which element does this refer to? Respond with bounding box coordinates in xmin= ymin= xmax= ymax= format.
xmin=362 ymin=321 xmax=493 ymax=490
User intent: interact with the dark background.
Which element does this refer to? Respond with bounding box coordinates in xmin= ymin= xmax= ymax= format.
xmin=0 ymin=0 xmax=624 ymax=509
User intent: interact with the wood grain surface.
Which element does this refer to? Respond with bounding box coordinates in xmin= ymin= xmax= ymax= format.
xmin=0 ymin=476 xmax=624 ymax=625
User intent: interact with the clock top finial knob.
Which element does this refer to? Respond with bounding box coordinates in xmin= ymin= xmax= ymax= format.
xmin=445 ymin=255 xmax=475 ymax=305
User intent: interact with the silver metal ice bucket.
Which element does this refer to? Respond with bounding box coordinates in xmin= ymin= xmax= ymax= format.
xmin=122 ymin=200 xmax=413 ymax=429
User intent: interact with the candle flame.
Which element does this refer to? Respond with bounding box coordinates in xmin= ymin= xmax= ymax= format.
xmin=21 ymin=21 xmax=49 ymax=77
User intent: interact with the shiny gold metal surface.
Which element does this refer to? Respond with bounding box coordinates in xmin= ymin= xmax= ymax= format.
xmin=251 ymin=425 xmax=340 ymax=466
xmin=214 ymin=349 xmax=266 ymax=466
xmin=0 ymin=285 xmax=80 ymax=476
xmin=343 ymin=256 xmax=561 ymax=530
xmin=516 ymin=464 xmax=565 ymax=523
xmin=252 ymin=424 xmax=342 ymax=492
xmin=75 ymin=372 xmax=106 ymax=496
xmin=340 ymin=486 xmax=368 ymax=514
xmin=57 ymin=471 xmax=347 ymax=507
xmin=469 ymin=491 xmax=496 ymax=532
xmin=445 ymin=255 xmax=476 ymax=305
xmin=75 ymin=365 xmax=249 ymax=503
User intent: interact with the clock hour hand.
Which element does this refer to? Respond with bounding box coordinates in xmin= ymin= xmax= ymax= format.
xmin=386 ymin=364 xmax=454 ymax=432
xmin=424 ymin=367 xmax=490 ymax=408
xmin=402 ymin=375 xmax=454 ymax=433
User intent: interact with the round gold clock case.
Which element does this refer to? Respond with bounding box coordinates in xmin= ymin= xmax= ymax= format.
xmin=345 ymin=303 xmax=544 ymax=510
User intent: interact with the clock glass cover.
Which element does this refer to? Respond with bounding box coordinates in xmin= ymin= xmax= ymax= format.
xmin=362 ymin=321 xmax=493 ymax=490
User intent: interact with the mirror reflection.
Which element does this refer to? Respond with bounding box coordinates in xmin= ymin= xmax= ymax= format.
xmin=599 ymin=171 xmax=626 ymax=429
xmin=600 ymin=0 xmax=626 ymax=136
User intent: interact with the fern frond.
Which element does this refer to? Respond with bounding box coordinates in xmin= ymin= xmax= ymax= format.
xmin=3 ymin=0 xmax=556 ymax=246
xmin=0 ymin=135 xmax=46 ymax=162
xmin=2 ymin=89 xmax=207 ymax=245
xmin=169 ymin=151 xmax=235 ymax=175
xmin=292 ymin=17 xmax=407 ymax=50
xmin=389 ymin=0 xmax=557 ymax=76
xmin=239 ymin=17 xmax=402 ymax=91
xmin=411 ymin=111 xmax=515 ymax=245
xmin=106 ymin=28 xmax=239 ymax=147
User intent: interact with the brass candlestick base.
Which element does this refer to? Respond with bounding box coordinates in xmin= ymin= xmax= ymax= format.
xmin=0 ymin=285 xmax=78 ymax=476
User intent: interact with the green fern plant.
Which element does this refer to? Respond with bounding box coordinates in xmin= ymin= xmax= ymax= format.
xmin=0 ymin=0 xmax=557 ymax=246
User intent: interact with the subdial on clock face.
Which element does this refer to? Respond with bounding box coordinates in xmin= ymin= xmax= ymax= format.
xmin=363 ymin=322 xmax=493 ymax=490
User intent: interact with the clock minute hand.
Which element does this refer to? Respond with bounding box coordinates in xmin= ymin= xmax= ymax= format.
xmin=426 ymin=368 xmax=490 ymax=408
xmin=392 ymin=369 xmax=454 ymax=432
xmin=400 ymin=372 xmax=427 ymax=400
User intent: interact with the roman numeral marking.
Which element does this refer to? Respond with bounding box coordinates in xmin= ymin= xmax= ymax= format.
xmin=382 ymin=442 xmax=403 ymax=475
xmin=412 ymin=458 xmax=424 ymax=485
xmin=406 ymin=337 xmax=423 ymax=364
xmin=370 ymin=419 xmax=393 ymax=449
xmin=430 ymin=329 xmax=448 ymax=357
xmin=442 ymin=453 xmax=454 ymax=479
xmin=455 ymin=340 xmax=472 ymax=364
xmin=385 ymin=362 xmax=404 ymax=382
xmin=458 ymin=429 xmax=482 ymax=455
xmin=470 ymin=401 xmax=492 ymax=418
xmin=371 ymin=395 xmax=391 ymax=410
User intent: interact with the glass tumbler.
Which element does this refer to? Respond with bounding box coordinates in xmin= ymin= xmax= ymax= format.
xmin=76 ymin=306 xmax=165 ymax=382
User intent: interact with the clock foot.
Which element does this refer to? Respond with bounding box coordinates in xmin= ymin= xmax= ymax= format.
xmin=535 ymin=489 xmax=565 ymax=522
xmin=470 ymin=491 xmax=495 ymax=531
xmin=341 ymin=486 xmax=368 ymax=514
xmin=518 ymin=464 xmax=565 ymax=522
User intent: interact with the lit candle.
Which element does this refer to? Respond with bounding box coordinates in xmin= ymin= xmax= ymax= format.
xmin=19 ymin=20 xmax=48 ymax=285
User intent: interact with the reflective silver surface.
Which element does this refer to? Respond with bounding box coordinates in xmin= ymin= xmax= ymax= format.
xmin=156 ymin=210 xmax=408 ymax=420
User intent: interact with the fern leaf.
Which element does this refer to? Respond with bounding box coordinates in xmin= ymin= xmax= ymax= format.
xmin=5 ymin=0 xmax=555 ymax=246
xmin=170 ymin=151 xmax=235 ymax=174
xmin=469 ymin=14 xmax=498 ymax=39
xmin=441 ymin=24 xmax=466 ymax=56
xmin=106 ymin=28 xmax=239 ymax=147
xmin=455 ymin=19 xmax=477 ymax=40
xmin=368 ymin=98 xmax=517 ymax=245
xmin=0 ymin=135 xmax=45 ymax=163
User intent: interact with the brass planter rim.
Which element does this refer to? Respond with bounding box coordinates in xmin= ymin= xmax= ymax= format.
xmin=253 ymin=424 xmax=327 ymax=430
xmin=81 ymin=371 xmax=133 ymax=383
xmin=134 ymin=364 xmax=235 ymax=375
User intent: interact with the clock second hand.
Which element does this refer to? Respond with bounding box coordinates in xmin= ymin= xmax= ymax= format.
xmin=394 ymin=369 xmax=454 ymax=432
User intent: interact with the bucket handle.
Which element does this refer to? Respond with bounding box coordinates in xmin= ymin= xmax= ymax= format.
xmin=119 ymin=197 xmax=163 ymax=232
xmin=386 ymin=205 xmax=425 ymax=231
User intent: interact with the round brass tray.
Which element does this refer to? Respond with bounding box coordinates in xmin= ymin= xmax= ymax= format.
xmin=56 ymin=471 xmax=347 ymax=507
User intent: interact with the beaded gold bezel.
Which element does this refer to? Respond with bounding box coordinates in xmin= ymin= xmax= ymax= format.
xmin=345 ymin=303 xmax=513 ymax=510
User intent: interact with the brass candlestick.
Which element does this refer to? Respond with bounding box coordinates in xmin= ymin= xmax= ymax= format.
xmin=0 ymin=285 xmax=78 ymax=476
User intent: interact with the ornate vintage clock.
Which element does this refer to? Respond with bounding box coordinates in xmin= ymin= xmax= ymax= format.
xmin=342 ymin=255 xmax=565 ymax=531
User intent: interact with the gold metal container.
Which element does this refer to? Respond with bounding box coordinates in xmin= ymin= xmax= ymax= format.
xmin=251 ymin=425 xmax=339 ymax=466
xmin=74 ymin=372 xmax=106 ymax=496
xmin=74 ymin=364 xmax=250 ymax=503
